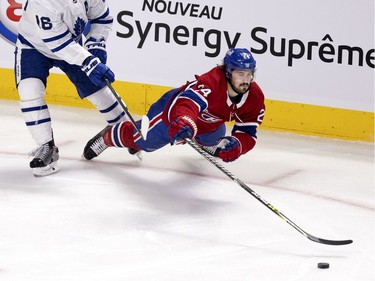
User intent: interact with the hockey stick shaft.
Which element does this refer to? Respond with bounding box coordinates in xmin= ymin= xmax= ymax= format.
xmin=105 ymin=80 xmax=145 ymax=140
xmin=185 ymin=138 xmax=353 ymax=246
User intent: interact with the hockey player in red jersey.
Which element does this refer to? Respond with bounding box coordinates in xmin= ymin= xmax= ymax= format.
xmin=83 ymin=48 xmax=266 ymax=162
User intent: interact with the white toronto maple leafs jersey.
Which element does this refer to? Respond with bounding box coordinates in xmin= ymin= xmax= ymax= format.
xmin=17 ymin=0 xmax=113 ymax=65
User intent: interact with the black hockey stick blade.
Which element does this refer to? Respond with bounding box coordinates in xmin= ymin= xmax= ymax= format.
xmin=235 ymin=177 xmax=353 ymax=246
xmin=105 ymin=80 xmax=145 ymax=140
xmin=306 ymin=234 xmax=353 ymax=245
xmin=185 ymin=138 xmax=353 ymax=246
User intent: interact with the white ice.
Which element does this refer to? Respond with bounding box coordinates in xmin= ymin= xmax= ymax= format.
xmin=0 ymin=100 xmax=374 ymax=281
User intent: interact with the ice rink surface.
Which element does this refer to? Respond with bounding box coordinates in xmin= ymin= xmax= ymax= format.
xmin=0 ymin=100 xmax=374 ymax=281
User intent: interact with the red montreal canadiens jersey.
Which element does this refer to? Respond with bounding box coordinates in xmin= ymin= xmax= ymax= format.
xmin=168 ymin=66 xmax=265 ymax=154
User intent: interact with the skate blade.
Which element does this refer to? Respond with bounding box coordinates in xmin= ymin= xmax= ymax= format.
xmin=81 ymin=154 xmax=89 ymax=160
xmin=134 ymin=151 xmax=143 ymax=161
xmin=33 ymin=163 xmax=60 ymax=177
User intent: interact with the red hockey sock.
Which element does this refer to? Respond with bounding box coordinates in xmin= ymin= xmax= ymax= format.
xmin=103 ymin=121 xmax=139 ymax=150
xmin=103 ymin=128 xmax=114 ymax=146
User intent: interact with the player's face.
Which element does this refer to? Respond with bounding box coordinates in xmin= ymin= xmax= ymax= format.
xmin=230 ymin=70 xmax=254 ymax=94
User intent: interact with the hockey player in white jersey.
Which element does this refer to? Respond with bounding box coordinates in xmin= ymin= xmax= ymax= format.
xmin=15 ymin=0 xmax=128 ymax=176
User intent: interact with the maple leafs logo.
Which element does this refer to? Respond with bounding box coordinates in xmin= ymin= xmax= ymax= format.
xmin=73 ymin=17 xmax=86 ymax=37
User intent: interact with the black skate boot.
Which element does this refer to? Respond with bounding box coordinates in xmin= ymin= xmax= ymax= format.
xmin=29 ymin=139 xmax=59 ymax=177
xmin=83 ymin=125 xmax=111 ymax=160
xmin=128 ymin=147 xmax=143 ymax=161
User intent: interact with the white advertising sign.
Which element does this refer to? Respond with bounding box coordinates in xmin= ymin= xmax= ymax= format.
xmin=1 ymin=0 xmax=374 ymax=111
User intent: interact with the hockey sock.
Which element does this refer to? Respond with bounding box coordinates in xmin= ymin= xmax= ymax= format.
xmin=86 ymin=87 xmax=129 ymax=124
xmin=18 ymin=78 xmax=53 ymax=145
xmin=104 ymin=121 xmax=139 ymax=150
xmin=19 ymin=98 xmax=53 ymax=145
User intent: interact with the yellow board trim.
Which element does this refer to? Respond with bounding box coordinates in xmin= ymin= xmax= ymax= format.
xmin=1 ymin=68 xmax=373 ymax=142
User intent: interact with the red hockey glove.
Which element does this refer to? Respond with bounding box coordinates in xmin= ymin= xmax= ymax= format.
xmin=168 ymin=116 xmax=197 ymax=144
xmin=218 ymin=137 xmax=242 ymax=162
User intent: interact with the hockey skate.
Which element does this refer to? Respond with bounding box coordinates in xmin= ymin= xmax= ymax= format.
xmin=29 ymin=140 xmax=59 ymax=177
xmin=83 ymin=125 xmax=144 ymax=161
xmin=127 ymin=147 xmax=143 ymax=161
xmin=82 ymin=125 xmax=110 ymax=160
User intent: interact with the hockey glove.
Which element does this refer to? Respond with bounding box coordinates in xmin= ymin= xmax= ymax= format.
xmin=82 ymin=56 xmax=114 ymax=87
xmin=168 ymin=116 xmax=197 ymax=145
xmin=85 ymin=37 xmax=107 ymax=64
xmin=218 ymin=136 xmax=241 ymax=162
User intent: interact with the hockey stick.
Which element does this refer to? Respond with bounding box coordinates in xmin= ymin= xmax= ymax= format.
xmin=105 ymin=80 xmax=145 ymax=140
xmin=185 ymin=138 xmax=353 ymax=246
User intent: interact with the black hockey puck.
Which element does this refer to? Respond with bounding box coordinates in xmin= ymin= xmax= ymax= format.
xmin=317 ymin=262 xmax=330 ymax=269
